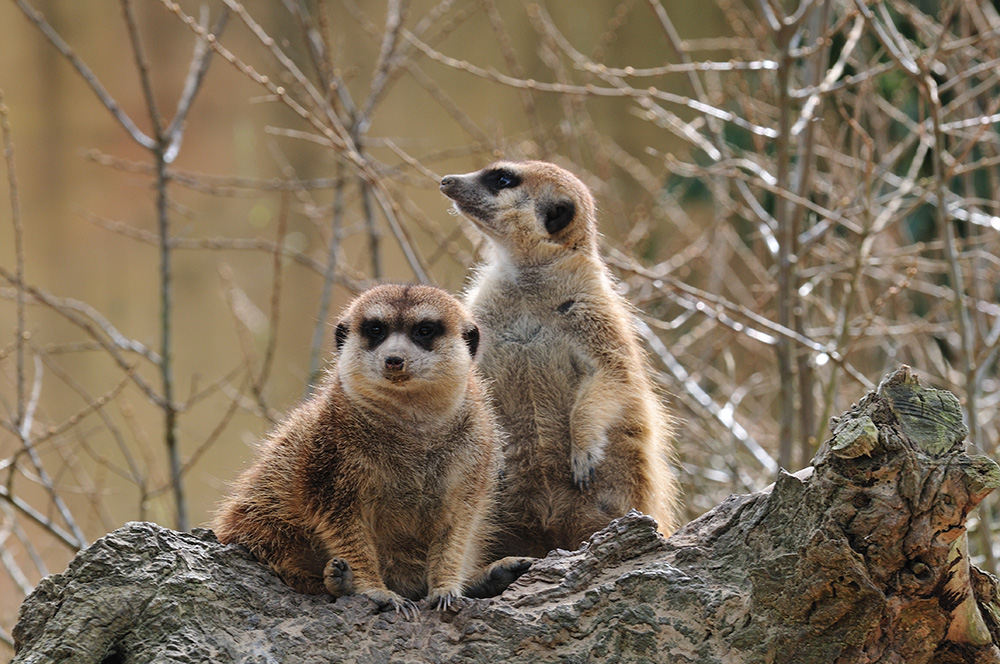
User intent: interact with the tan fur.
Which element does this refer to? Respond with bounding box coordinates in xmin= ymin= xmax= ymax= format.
xmin=441 ymin=160 xmax=680 ymax=557
xmin=213 ymin=284 xmax=526 ymax=616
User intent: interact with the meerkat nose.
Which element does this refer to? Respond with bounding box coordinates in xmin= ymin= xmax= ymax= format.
xmin=384 ymin=356 xmax=405 ymax=372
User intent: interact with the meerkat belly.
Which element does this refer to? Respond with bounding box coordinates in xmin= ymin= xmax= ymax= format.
xmin=477 ymin=311 xmax=591 ymax=505
xmin=361 ymin=469 xmax=443 ymax=594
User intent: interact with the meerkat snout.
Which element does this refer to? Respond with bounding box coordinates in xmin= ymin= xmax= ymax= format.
xmin=382 ymin=354 xmax=408 ymax=383
xmin=440 ymin=172 xmax=496 ymax=228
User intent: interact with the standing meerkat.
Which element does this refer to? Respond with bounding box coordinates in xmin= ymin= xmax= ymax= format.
xmin=213 ymin=284 xmax=529 ymax=617
xmin=440 ymin=160 xmax=679 ymax=557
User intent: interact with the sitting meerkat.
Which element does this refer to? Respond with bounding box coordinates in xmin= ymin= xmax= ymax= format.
xmin=213 ymin=284 xmax=530 ymax=617
xmin=440 ymin=160 xmax=679 ymax=557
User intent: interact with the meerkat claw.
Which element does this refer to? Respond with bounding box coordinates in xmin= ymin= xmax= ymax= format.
xmin=362 ymin=588 xmax=419 ymax=620
xmin=396 ymin=598 xmax=419 ymax=620
xmin=427 ymin=587 xmax=462 ymax=611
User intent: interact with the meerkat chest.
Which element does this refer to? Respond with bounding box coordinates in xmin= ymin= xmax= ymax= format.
xmin=480 ymin=309 xmax=587 ymax=375
xmin=470 ymin=282 xmax=595 ymax=412
xmin=355 ymin=452 xmax=446 ymax=537
xmin=472 ymin=276 xmax=578 ymax=343
xmin=364 ymin=442 xmax=443 ymax=492
xmin=357 ymin=426 xmax=460 ymax=495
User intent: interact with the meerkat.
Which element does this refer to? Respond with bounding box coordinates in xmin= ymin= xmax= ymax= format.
xmin=213 ymin=284 xmax=530 ymax=617
xmin=440 ymin=160 xmax=679 ymax=558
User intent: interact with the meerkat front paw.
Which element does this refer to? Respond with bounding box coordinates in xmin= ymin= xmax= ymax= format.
xmin=426 ymin=586 xmax=463 ymax=611
xmin=570 ymin=444 xmax=604 ymax=490
xmin=323 ymin=557 xmax=355 ymax=597
xmin=360 ymin=588 xmax=419 ymax=620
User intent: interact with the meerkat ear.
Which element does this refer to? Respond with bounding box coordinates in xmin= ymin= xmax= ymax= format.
xmin=462 ymin=325 xmax=480 ymax=358
xmin=334 ymin=322 xmax=349 ymax=352
xmin=541 ymin=199 xmax=575 ymax=235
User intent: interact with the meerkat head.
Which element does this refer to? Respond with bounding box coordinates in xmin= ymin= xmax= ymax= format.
xmin=440 ymin=160 xmax=598 ymax=265
xmin=333 ymin=284 xmax=480 ymax=419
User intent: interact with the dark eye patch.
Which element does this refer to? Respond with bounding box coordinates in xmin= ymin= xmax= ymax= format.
xmin=360 ymin=319 xmax=388 ymax=349
xmin=540 ymin=199 xmax=575 ymax=235
xmin=481 ymin=168 xmax=521 ymax=193
xmin=410 ymin=320 xmax=444 ymax=350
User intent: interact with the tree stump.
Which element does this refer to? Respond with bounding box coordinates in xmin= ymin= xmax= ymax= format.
xmin=11 ymin=366 xmax=1000 ymax=663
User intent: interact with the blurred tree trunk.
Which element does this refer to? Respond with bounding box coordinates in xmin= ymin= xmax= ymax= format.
xmin=10 ymin=367 xmax=1000 ymax=664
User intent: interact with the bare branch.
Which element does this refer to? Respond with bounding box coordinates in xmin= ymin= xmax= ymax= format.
xmin=0 ymin=89 xmax=26 ymax=436
xmin=0 ymin=484 xmax=82 ymax=551
xmin=12 ymin=0 xmax=156 ymax=149
xmin=164 ymin=6 xmax=231 ymax=162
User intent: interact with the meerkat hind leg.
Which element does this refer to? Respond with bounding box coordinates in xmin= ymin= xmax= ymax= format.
xmin=463 ymin=556 xmax=534 ymax=599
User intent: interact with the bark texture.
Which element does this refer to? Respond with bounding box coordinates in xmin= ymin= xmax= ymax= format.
xmin=12 ymin=366 xmax=1000 ymax=663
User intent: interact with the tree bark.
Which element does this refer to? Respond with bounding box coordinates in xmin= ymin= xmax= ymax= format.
xmin=11 ymin=366 xmax=1000 ymax=663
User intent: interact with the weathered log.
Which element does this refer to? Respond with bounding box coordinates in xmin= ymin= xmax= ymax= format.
xmin=11 ymin=367 xmax=1000 ymax=663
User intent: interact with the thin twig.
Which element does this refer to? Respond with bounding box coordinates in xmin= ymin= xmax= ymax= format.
xmin=403 ymin=28 xmax=781 ymax=138
xmin=0 ymin=266 xmax=164 ymax=401
xmin=0 ymin=90 xmax=26 ymax=436
xmin=0 ymin=484 xmax=82 ymax=551
xmin=164 ymin=6 xmax=231 ymax=162
xmin=13 ymin=0 xmax=155 ymax=148
xmin=356 ymin=0 xmax=409 ymax=132
xmin=122 ymin=0 xmax=184 ymax=529
xmin=309 ymin=163 xmax=346 ymax=389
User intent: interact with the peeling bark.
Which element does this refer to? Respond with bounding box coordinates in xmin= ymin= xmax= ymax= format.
xmin=12 ymin=367 xmax=1000 ymax=663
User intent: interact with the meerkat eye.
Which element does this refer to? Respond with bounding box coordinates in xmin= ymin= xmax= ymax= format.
xmin=411 ymin=321 xmax=443 ymax=350
xmin=482 ymin=169 xmax=521 ymax=192
xmin=360 ymin=320 xmax=387 ymax=345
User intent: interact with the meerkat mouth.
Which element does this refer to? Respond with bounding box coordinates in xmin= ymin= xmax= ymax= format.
xmin=449 ymin=200 xmax=492 ymax=225
xmin=383 ymin=372 xmax=412 ymax=384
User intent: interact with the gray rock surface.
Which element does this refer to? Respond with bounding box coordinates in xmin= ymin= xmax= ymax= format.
xmin=12 ymin=367 xmax=1000 ymax=663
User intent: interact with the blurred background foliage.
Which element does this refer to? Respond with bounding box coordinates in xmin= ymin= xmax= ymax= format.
xmin=2 ymin=0 xmax=1000 ymax=651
